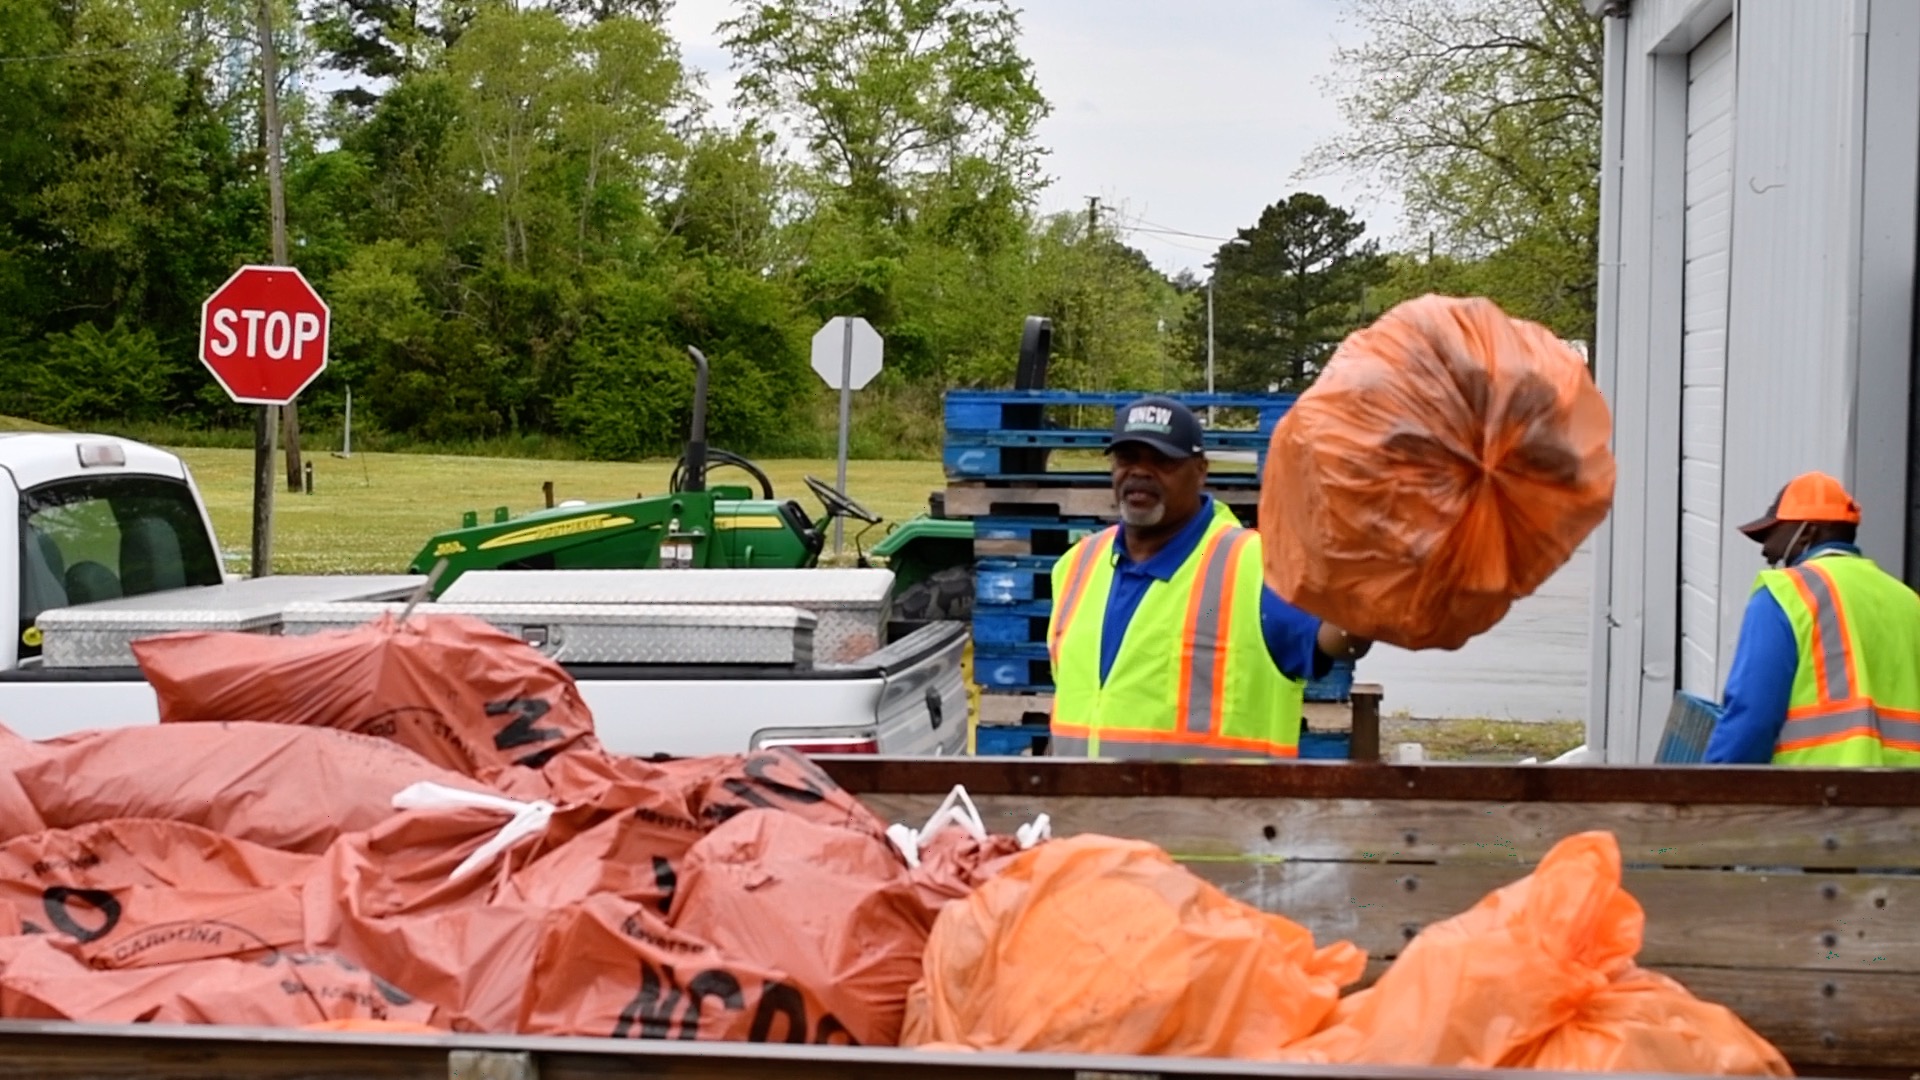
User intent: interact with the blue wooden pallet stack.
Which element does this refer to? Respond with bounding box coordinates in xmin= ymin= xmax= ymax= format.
xmin=944 ymin=388 xmax=1357 ymax=757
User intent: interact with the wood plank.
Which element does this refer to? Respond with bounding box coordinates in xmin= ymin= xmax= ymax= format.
xmin=1172 ymin=860 xmax=1920 ymax=974
xmin=945 ymin=483 xmax=1259 ymax=522
xmin=821 ymin=756 xmax=1920 ymax=808
xmin=0 ymin=1020 xmax=1689 ymax=1080
xmin=1661 ymin=966 xmax=1920 ymax=1072
xmin=1350 ymin=684 xmax=1381 ymax=763
xmin=977 ymin=694 xmax=1051 ymax=727
xmin=1336 ymin=962 xmax=1920 ymax=1074
xmin=851 ymin=792 xmax=1920 ymax=869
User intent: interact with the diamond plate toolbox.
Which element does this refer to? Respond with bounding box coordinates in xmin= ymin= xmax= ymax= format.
xmin=278 ymin=601 xmax=817 ymax=667
xmin=34 ymin=575 xmax=425 ymax=668
xmin=437 ymin=569 xmax=891 ymax=664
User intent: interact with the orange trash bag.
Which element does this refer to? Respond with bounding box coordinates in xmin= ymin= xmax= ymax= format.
xmin=1261 ymin=295 xmax=1615 ymax=650
xmin=0 ymin=936 xmax=441 ymax=1028
xmin=134 ymin=613 xmax=596 ymax=782
xmin=671 ymin=809 xmax=933 ymax=1047
xmin=1514 ymin=966 xmax=1793 ymax=1075
xmin=0 ymin=820 xmax=316 ymax=969
xmin=7 ymin=722 xmax=491 ymax=853
xmin=900 ymin=834 xmax=1365 ymax=1057
xmin=518 ymin=894 xmax=845 ymax=1042
xmin=1285 ymin=831 xmax=1789 ymax=1075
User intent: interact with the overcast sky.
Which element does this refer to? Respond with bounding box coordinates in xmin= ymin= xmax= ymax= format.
xmin=662 ymin=0 xmax=1404 ymax=278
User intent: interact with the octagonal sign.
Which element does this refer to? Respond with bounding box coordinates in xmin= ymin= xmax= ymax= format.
xmin=198 ymin=264 xmax=331 ymax=405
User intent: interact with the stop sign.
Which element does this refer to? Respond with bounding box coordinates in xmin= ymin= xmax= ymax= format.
xmin=199 ymin=264 xmax=330 ymax=405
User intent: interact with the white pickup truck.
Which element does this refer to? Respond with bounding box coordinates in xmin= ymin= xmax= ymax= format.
xmin=0 ymin=431 xmax=968 ymax=757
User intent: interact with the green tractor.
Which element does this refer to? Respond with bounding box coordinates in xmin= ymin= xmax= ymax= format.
xmin=405 ymin=345 xmax=977 ymax=621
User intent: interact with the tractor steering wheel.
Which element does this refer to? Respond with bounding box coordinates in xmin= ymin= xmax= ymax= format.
xmin=804 ymin=475 xmax=882 ymax=525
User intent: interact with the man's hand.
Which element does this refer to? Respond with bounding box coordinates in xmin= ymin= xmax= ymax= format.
xmin=1316 ymin=622 xmax=1373 ymax=661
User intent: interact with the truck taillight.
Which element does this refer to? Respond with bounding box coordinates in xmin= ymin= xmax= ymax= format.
xmin=754 ymin=734 xmax=879 ymax=756
xmin=771 ymin=739 xmax=877 ymax=756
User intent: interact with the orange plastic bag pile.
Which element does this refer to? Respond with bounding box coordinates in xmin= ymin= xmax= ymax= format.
xmin=901 ymin=834 xmax=1367 ymax=1056
xmin=1285 ymin=831 xmax=1790 ymax=1075
xmin=0 ymin=613 xmax=1024 ymax=1041
xmin=133 ymin=612 xmax=598 ymax=783
xmin=1261 ymin=295 xmax=1616 ymax=650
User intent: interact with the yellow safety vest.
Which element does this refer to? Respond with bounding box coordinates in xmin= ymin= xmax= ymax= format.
xmin=1046 ymin=502 xmax=1305 ymax=760
xmin=1757 ymin=553 xmax=1920 ymax=767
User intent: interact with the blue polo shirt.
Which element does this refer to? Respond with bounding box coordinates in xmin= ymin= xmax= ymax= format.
xmin=1096 ymin=495 xmax=1330 ymax=685
xmin=1705 ymin=542 xmax=1862 ymax=764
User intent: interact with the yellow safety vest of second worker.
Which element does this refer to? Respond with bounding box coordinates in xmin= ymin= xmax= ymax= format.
xmin=1046 ymin=501 xmax=1304 ymax=760
xmin=1756 ymin=552 xmax=1920 ymax=767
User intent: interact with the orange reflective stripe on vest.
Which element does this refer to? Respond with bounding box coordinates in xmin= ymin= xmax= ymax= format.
xmin=1788 ymin=565 xmax=1856 ymax=704
xmin=1177 ymin=527 xmax=1252 ymax=737
xmin=1774 ymin=561 xmax=1920 ymax=754
xmin=1047 ymin=527 xmax=1115 ymax=668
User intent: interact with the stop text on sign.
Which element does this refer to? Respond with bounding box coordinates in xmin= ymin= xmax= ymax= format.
xmin=206 ymin=308 xmax=324 ymax=361
xmin=197 ymin=264 xmax=330 ymax=406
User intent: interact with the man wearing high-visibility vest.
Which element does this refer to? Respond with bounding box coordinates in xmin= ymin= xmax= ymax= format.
xmin=1046 ymin=396 xmax=1371 ymax=760
xmin=1706 ymin=471 xmax=1920 ymax=766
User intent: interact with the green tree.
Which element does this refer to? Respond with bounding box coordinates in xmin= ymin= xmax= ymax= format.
xmin=1190 ymin=193 xmax=1389 ymax=393
xmin=1305 ymin=0 xmax=1601 ymax=340
xmin=719 ymin=0 xmax=1051 ymax=221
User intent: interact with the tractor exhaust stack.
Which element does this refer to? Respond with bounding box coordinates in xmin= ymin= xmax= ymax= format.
xmin=684 ymin=345 xmax=710 ymax=494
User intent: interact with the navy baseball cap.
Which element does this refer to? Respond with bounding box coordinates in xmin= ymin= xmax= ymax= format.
xmin=1108 ymin=395 xmax=1204 ymax=459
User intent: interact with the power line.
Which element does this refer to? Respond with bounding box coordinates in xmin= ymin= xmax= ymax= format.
xmin=1132 ymin=217 xmax=1244 ymax=244
xmin=1128 ymin=225 xmax=1242 ymax=243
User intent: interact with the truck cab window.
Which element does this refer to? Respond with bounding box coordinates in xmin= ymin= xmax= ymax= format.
xmin=17 ymin=476 xmax=223 ymax=659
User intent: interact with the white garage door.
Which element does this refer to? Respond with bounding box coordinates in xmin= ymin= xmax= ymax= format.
xmin=1679 ymin=17 xmax=1734 ymax=697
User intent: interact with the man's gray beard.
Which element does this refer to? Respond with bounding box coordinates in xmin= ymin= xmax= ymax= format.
xmin=1120 ymin=501 xmax=1165 ymax=527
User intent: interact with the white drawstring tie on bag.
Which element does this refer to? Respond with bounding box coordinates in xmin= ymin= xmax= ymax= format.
xmin=886 ymin=783 xmax=1050 ymax=869
xmin=391 ymin=781 xmax=556 ymax=883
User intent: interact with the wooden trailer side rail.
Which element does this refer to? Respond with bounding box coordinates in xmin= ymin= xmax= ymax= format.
xmin=0 ymin=1018 xmax=1852 ymax=1080
xmin=822 ymin=758 xmax=1920 ymax=1076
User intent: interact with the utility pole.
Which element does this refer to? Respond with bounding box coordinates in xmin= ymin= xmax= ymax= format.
xmin=1086 ymin=196 xmax=1099 ymax=235
xmin=252 ymin=0 xmax=286 ymax=572
xmin=260 ymin=0 xmax=301 ymax=494
xmin=1205 ymin=276 xmax=1216 ymax=426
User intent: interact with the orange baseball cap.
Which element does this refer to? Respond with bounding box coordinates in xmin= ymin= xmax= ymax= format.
xmin=1738 ymin=471 xmax=1861 ymax=539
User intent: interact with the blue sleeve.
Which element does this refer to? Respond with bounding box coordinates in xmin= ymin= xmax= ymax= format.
xmin=1260 ymin=587 xmax=1331 ymax=682
xmin=1704 ymin=590 xmax=1798 ymax=764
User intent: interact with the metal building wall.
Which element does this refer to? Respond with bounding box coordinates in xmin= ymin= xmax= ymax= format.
xmin=1586 ymin=0 xmax=1920 ymax=763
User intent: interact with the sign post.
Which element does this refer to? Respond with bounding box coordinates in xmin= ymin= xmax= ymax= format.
xmin=809 ymin=316 xmax=883 ymax=555
xmin=198 ymin=264 xmax=331 ymax=577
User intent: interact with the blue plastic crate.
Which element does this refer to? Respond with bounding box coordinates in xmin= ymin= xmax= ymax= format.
xmin=944 ymin=389 xmax=1297 ymax=432
xmin=973 ymin=722 xmax=1051 ymax=756
xmin=1655 ymin=691 xmax=1723 ymax=764
xmin=976 ymin=727 xmax=1348 ymax=759
xmin=971 ymin=647 xmax=1356 ymax=704
xmin=1299 ymin=732 xmax=1352 ymax=760
xmin=973 ymin=517 xmax=1106 ymax=558
xmin=972 ymin=644 xmax=1052 ymax=690
xmin=1306 ymin=659 xmax=1356 ymax=704
xmin=975 ymin=557 xmax=1056 ymax=605
xmin=945 ymin=432 xmax=1272 ymax=478
xmin=970 ymin=603 xmax=1053 ymax=647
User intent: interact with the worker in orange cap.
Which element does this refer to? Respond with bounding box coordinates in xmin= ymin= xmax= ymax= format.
xmin=1706 ymin=472 xmax=1920 ymax=765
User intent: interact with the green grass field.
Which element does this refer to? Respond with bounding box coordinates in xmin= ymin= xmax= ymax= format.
xmin=172 ymin=448 xmax=950 ymax=574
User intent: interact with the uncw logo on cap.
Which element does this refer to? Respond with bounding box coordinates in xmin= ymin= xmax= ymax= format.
xmin=1126 ymin=404 xmax=1173 ymax=433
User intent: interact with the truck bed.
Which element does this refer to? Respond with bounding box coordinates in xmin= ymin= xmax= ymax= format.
xmin=0 ymin=758 xmax=1908 ymax=1076
xmin=0 ymin=622 xmax=970 ymax=758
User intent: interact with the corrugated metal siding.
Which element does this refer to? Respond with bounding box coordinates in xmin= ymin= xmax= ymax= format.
xmin=1678 ymin=18 xmax=1734 ymax=697
xmin=1590 ymin=0 xmax=1912 ymax=761
xmin=1716 ymin=1 xmax=1870 ymax=693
